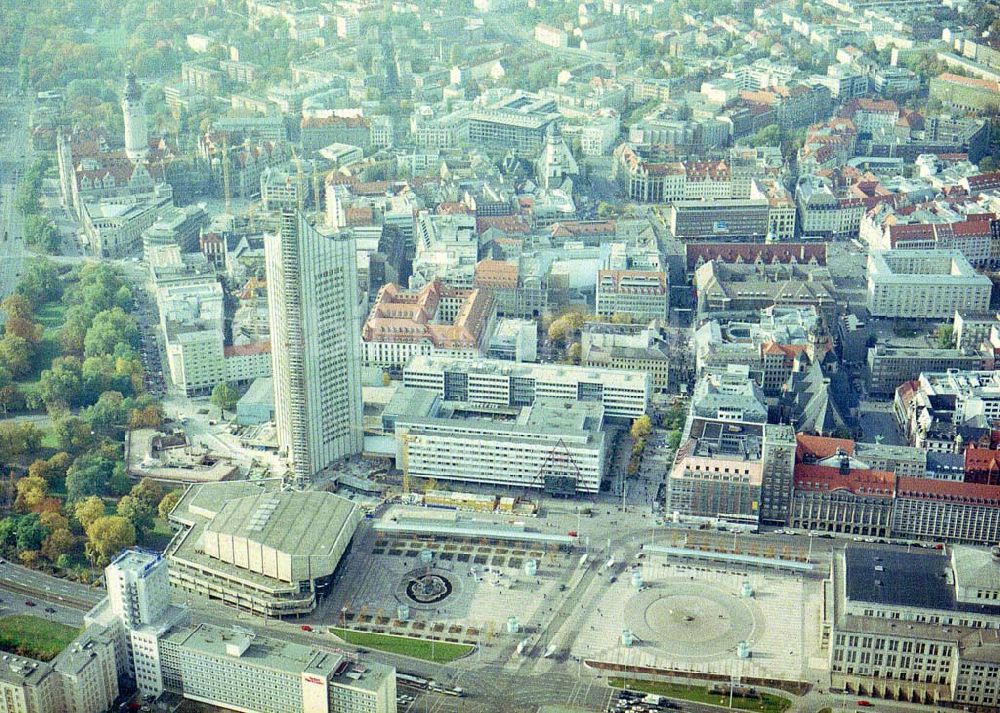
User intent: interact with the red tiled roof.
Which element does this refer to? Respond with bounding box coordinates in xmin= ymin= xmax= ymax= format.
xmin=793 ymin=463 xmax=896 ymax=497
xmin=474 ymin=260 xmax=518 ymax=289
xmin=476 ymin=215 xmax=532 ymax=235
xmin=796 ymin=434 xmax=855 ymax=462
xmin=224 ymin=341 xmax=271 ymax=358
xmin=362 ymin=280 xmax=495 ymax=349
xmin=963 ymin=447 xmax=1000 ymax=479
xmin=896 ymin=475 xmax=1000 ymax=503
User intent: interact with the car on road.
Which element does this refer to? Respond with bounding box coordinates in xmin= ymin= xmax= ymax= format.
xmin=24 ymin=600 xmax=36 ymax=607
xmin=44 ymin=606 xmax=56 ymax=613
xmin=856 ymin=701 xmax=872 ymax=708
xmin=300 ymin=625 xmax=313 ymax=632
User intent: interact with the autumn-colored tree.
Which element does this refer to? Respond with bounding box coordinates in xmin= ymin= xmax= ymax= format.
xmin=85 ymin=515 xmax=136 ymax=566
xmin=43 ymin=528 xmax=75 ymax=562
xmin=157 ymin=490 xmax=181 ymax=520
xmin=1 ymin=294 xmax=33 ymax=321
xmin=39 ymin=510 xmax=69 ymax=532
xmin=73 ymin=495 xmax=105 ymax=530
xmin=14 ymin=475 xmax=47 ymax=512
xmin=127 ymin=404 xmax=163 ymax=429
xmin=28 ymin=452 xmax=71 ymax=484
xmin=630 ymin=415 xmax=653 ymax=441
xmin=4 ymin=317 xmax=43 ymax=344
xmin=131 ymin=478 xmax=164 ymax=507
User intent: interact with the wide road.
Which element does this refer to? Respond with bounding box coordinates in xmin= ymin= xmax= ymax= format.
xmin=0 ymin=524 xmax=950 ymax=713
xmin=0 ymin=68 xmax=33 ymax=304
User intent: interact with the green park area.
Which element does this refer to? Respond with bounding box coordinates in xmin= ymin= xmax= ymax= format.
xmin=0 ymin=615 xmax=81 ymax=661
xmin=608 ymin=678 xmax=791 ymax=713
xmin=330 ymin=628 xmax=473 ymax=663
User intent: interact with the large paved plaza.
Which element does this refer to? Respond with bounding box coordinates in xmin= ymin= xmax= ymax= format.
xmin=570 ymin=555 xmax=827 ymax=683
xmin=326 ymin=530 xmax=583 ymax=642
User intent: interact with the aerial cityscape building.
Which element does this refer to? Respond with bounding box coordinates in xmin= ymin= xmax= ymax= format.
xmin=4 ymin=0 xmax=1000 ymax=710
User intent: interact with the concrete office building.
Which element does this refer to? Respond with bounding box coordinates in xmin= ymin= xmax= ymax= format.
xmin=403 ymin=355 xmax=650 ymax=419
xmin=141 ymin=204 xmax=208 ymax=259
xmin=0 ymin=629 xmax=119 ymax=713
xmin=580 ymin=322 xmax=671 ymax=394
xmin=86 ymin=549 xmax=397 ymax=713
xmin=867 ymin=250 xmax=992 ymax=320
xmin=867 ymin=345 xmax=985 ymax=396
xmin=159 ymin=624 xmax=396 ymax=713
xmin=466 ymin=92 xmax=560 ymax=156
xmin=595 ymin=270 xmax=668 ymax=322
xmin=166 ymin=480 xmax=362 ymax=617
xmin=667 ymin=198 xmax=771 ymax=242
xmin=266 ymin=210 xmax=363 ymax=486
xmin=106 ymin=549 xmax=173 ymax=630
xmin=666 ymin=418 xmax=766 ymax=521
xmin=393 ymin=396 xmax=606 ymax=495
xmin=828 ymin=546 xmax=1000 ymax=706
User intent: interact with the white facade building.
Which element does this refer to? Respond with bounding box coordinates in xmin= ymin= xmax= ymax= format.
xmin=866 ymin=250 xmax=992 ymax=319
xmin=394 ymin=398 xmax=606 ymax=494
xmin=266 ymin=210 xmax=363 ymax=486
xmin=403 ymin=355 xmax=650 ymax=419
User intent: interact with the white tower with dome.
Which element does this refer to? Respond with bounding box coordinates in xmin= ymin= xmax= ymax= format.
xmin=122 ymin=70 xmax=148 ymax=162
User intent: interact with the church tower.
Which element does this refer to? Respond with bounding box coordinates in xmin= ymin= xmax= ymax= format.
xmin=122 ymin=70 xmax=148 ymax=162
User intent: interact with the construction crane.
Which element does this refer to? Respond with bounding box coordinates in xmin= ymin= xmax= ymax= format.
xmin=399 ymin=432 xmax=417 ymax=496
xmin=290 ymin=145 xmax=305 ymax=214
xmin=312 ymin=161 xmax=321 ymax=214
xmin=221 ymin=133 xmax=232 ymax=214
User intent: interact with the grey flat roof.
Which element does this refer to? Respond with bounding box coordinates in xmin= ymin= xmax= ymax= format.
xmin=374 ymin=521 xmax=575 ymax=544
xmin=206 ymin=490 xmax=359 ymax=559
xmin=844 ymin=547 xmax=1000 ymax=616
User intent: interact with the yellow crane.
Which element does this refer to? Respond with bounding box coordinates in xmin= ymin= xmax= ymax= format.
xmin=290 ymin=145 xmax=305 ymax=213
xmin=221 ymin=134 xmax=232 ymax=214
xmin=399 ymin=432 xmax=417 ymax=496
xmin=312 ymin=161 xmax=321 ymax=213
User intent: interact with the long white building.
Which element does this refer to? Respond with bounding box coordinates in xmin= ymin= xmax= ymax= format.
xmin=403 ymin=355 xmax=650 ymax=419
xmin=394 ymin=397 xmax=606 ymax=495
xmin=266 ymin=210 xmax=363 ymax=486
xmin=867 ymin=250 xmax=992 ymax=320
xmin=85 ymin=549 xmax=397 ymax=713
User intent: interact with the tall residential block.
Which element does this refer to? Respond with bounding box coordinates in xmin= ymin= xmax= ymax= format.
xmin=266 ymin=210 xmax=363 ymax=486
xmin=105 ymin=549 xmax=172 ymax=630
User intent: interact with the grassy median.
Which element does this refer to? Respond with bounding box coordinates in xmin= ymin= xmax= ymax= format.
xmin=330 ymin=627 xmax=473 ymax=663
xmin=608 ymin=677 xmax=791 ymax=712
xmin=0 ymin=615 xmax=81 ymax=661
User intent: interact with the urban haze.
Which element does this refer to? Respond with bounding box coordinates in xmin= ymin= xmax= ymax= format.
xmin=1 ymin=0 xmax=1000 ymax=712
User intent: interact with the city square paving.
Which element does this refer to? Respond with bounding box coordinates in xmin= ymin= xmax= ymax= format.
xmin=570 ymin=555 xmax=827 ymax=684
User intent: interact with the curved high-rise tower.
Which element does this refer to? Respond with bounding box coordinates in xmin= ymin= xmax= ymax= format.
xmin=122 ymin=70 xmax=148 ymax=162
